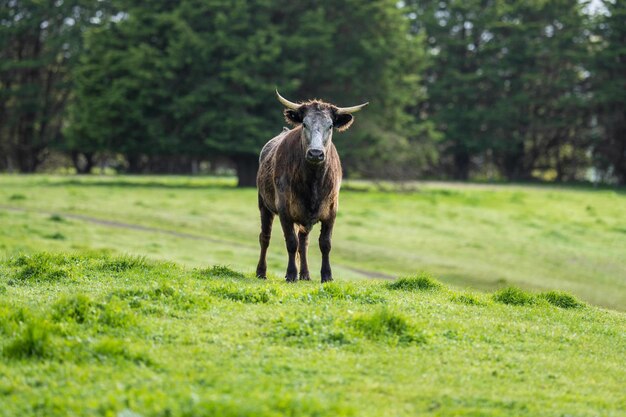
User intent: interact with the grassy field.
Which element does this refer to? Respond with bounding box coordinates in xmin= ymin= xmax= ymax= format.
xmin=1 ymin=175 xmax=625 ymax=416
xmin=0 ymin=252 xmax=624 ymax=416
xmin=0 ymin=175 xmax=624 ymax=308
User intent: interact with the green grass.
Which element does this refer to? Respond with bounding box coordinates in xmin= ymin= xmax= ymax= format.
xmin=0 ymin=251 xmax=624 ymax=416
xmin=1 ymin=175 xmax=624 ymax=309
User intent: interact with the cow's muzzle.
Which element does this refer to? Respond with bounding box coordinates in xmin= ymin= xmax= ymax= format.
xmin=306 ymin=149 xmax=325 ymax=163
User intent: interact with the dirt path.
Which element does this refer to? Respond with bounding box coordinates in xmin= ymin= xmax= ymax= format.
xmin=1 ymin=205 xmax=394 ymax=280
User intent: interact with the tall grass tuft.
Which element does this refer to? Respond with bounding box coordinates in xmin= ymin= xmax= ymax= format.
xmin=3 ymin=320 xmax=53 ymax=359
xmin=199 ymin=265 xmax=246 ymax=279
xmin=8 ymin=253 xmax=71 ymax=283
xmin=97 ymin=255 xmax=149 ymax=273
xmin=351 ymin=308 xmax=426 ymax=345
xmin=48 ymin=214 xmax=65 ymax=222
xmin=387 ymin=273 xmax=443 ymax=292
xmin=539 ymin=291 xmax=585 ymax=309
xmin=45 ymin=232 xmax=66 ymax=240
xmin=492 ymin=287 xmax=535 ymax=306
xmin=52 ymin=294 xmax=136 ymax=328
xmin=52 ymin=294 xmax=96 ymax=324
xmin=450 ymin=293 xmax=485 ymax=306
xmin=98 ymin=298 xmax=137 ymax=328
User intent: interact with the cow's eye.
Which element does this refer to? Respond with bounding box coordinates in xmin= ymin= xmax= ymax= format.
xmin=302 ymin=123 xmax=307 ymax=129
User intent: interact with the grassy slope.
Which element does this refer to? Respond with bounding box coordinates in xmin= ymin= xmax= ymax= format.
xmin=0 ymin=252 xmax=624 ymax=417
xmin=0 ymin=175 xmax=625 ymax=309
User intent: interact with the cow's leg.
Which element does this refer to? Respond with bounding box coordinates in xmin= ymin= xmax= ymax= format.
xmin=279 ymin=215 xmax=298 ymax=282
xmin=256 ymin=201 xmax=274 ymax=279
xmin=319 ymin=216 xmax=335 ymax=283
xmin=298 ymin=229 xmax=310 ymax=281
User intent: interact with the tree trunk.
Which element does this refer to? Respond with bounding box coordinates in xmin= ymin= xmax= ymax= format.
xmin=453 ymin=150 xmax=470 ymax=180
xmin=615 ymin=155 xmax=626 ymax=186
xmin=126 ymin=154 xmax=143 ymax=174
xmin=71 ymin=151 xmax=95 ymax=174
xmin=6 ymin=156 xmax=15 ymax=173
xmin=613 ymin=124 xmax=626 ymax=186
xmin=233 ymin=154 xmax=259 ymax=188
xmin=502 ymin=142 xmax=530 ymax=181
xmin=15 ymin=149 xmax=40 ymax=173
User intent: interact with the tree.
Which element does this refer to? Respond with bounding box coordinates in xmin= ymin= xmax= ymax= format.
xmin=590 ymin=0 xmax=626 ymax=184
xmin=410 ymin=0 xmax=592 ymax=181
xmin=265 ymin=0 xmax=436 ymax=182
xmin=67 ymin=0 xmax=436 ymax=185
xmin=409 ymin=0 xmax=502 ymax=179
xmin=66 ymin=2 xmax=182 ymax=173
xmin=0 ymin=0 xmax=110 ymax=172
xmin=166 ymin=0 xmax=435 ymax=184
xmin=487 ymin=0 xmax=592 ymax=181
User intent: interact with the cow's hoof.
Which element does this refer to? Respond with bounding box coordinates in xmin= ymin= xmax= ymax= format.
xmin=321 ymin=275 xmax=333 ymax=283
xmin=285 ymin=274 xmax=298 ymax=283
xmin=299 ymin=272 xmax=311 ymax=281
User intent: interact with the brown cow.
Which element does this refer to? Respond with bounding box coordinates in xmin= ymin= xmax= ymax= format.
xmin=256 ymin=90 xmax=368 ymax=282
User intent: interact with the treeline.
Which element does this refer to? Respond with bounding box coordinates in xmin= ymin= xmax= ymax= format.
xmin=1 ymin=0 xmax=624 ymax=185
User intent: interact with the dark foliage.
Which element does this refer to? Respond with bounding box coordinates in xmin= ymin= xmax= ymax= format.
xmin=0 ymin=1 xmax=623 ymax=184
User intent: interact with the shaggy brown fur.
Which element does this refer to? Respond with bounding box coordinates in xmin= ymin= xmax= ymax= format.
xmin=256 ymin=100 xmax=358 ymax=282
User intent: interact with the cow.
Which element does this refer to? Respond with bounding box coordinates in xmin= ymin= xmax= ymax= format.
xmin=255 ymin=90 xmax=368 ymax=282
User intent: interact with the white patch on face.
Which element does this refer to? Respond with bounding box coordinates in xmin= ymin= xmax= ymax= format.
xmin=302 ymin=112 xmax=333 ymax=153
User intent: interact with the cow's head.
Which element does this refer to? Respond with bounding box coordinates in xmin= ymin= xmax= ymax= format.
xmin=276 ymin=90 xmax=368 ymax=165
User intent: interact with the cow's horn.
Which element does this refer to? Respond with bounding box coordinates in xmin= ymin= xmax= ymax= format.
xmin=276 ymin=89 xmax=301 ymax=110
xmin=336 ymin=102 xmax=369 ymax=114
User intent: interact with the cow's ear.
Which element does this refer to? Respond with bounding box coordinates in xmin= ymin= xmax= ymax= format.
xmin=284 ymin=109 xmax=303 ymax=126
xmin=333 ymin=113 xmax=354 ymax=132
